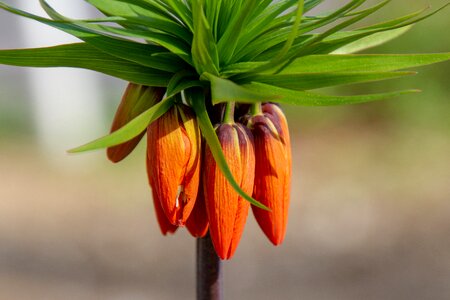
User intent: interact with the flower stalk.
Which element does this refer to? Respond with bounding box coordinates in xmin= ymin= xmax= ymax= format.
xmin=197 ymin=233 xmax=223 ymax=300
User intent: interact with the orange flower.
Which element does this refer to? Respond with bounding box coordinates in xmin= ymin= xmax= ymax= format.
xmin=107 ymin=83 xmax=165 ymax=163
xmin=204 ymin=123 xmax=255 ymax=259
xmin=245 ymin=104 xmax=292 ymax=245
xmin=146 ymin=105 xmax=201 ymax=226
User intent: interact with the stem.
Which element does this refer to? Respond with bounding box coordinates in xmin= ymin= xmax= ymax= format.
xmin=250 ymin=102 xmax=262 ymax=116
xmin=222 ymin=102 xmax=235 ymax=124
xmin=197 ymin=233 xmax=223 ymax=300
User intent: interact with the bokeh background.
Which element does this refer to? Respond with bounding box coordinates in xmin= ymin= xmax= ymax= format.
xmin=0 ymin=1 xmax=449 ymax=299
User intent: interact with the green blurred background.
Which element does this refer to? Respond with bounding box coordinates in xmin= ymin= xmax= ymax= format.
xmin=0 ymin=1 xmax=449 ymax=299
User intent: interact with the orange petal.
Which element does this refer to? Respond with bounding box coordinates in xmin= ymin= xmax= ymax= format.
xmin=152 ymin=190 xmax=179 ymax=235
xmin=177 ymin=105 xmax=202 ymax=222
xmin=227 ymin=124 xmax=254 ymax=257
xmin=186 ymin=182 xmax=209 ymax=238
xmin=107 ymin=84 xmax=165 ymax=163
xmin=146 ymin=156 xmax=178 ymax=235
xmin=204 ymin=123 xmax=255 ymax=259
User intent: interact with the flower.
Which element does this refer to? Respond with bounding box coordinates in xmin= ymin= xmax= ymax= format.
xmin=107 ymin=84 xmax=165 ymax=163
xmin=245 ymin=104 xmax=292 ymax=245
xmin=203 ymin=123 xmax=255 ymax=259
xmin=146 ymin=105 xmax=201 ymax=226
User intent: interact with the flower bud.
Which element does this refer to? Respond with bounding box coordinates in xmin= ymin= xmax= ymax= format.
xmin=245 ymin=104 xmax=292 ymax=245
xmin=146 ymin=105 xmax=201 ymax=226
xmin=204 ymin=123 xmax=255 ymax=259
xmin=107 ymin=83 xmax=165 ymax=163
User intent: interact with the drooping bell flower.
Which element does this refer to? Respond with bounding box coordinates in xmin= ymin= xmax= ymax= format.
xmin=146 ymin=105 xmax=201 ymax=226
xmin=185 ymin=179 xmax=209 ymax=238
xmin=146 ymin=156 xmax=178 ymax=235
xmin=204 ymin=123 xmax=255 ymax=259
xmin=245 ymin=103 xmax=292 ymax=245
xmin=107 ymin=83 xmax=165 ymax=163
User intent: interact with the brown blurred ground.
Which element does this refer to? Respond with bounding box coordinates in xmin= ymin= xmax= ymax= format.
xmin=1 ymin=122 xmax=449 ymax=300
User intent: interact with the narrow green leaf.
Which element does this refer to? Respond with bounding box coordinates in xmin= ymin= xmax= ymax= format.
xmin=306 ymin=3 xmax=450 ymax=56
xmin=220 ymin=61 xmax=265 ymax=77
xmin=39 ymin=0 xmax=192 ymax=61
xmin=86 ymin=0 xmax=140 ymax=17
xmin=235 ymin=0 xmax=298 ymax=57
xmin=0 ymin=2 xmax=183 ymax=72
xmin=0 ymin=43 xmax=172 ymax=86
xmin=68 ymin=77 xmax=205 ymax=153
xmin=249 ymin=71 xmax=415 ymax=90
xmin=68 ymin=96 xmax=175 ymax=153
xmin=280 ymin=53 xmax=450 ymax=74
xmin=165 ymin=0 xmax=194 ymax=32
xmin=202 ymin=73 xmax=278 ymax=105
xmin=280 ymin=0 xmax=391 ymax=68
xmin=331 ymin=26 xmax=412 ymax=54
xmin=186 ymin=89 xmax=269 ymax=210
xmin=304 ymin=0 xmax=325 ymax=12
xmin=84 ymin=1 xmax=194 ymax=43
xmin=245 ymin=82 xmax=420 ymax=106
xmin=191 ymin=0 xmax=220 ymax=75
xmin=217 ymin=0 xmax=257 ymax=64
xmin=247 ymin=0 xmax=304 ymax=74
xmin=112 ymin=0 xmax=176 ymax=22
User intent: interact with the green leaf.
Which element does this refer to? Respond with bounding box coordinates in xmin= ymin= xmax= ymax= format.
xmin=331 ymin=26 xmax=412 ymax=54
xmin=165 ymin=0 xmax=193 ymax=32
xmin=0 ymin=43 xmax=172 ymax=86
xmin=307 ymin=3 xmax=450 ymax=56
xmin=249 ymin=71 xmax=415 ymax=90
xmin=191 ymin=0 xmax=220 ymax=76
xmin=186 ymin=88 xmax=269 ymax=210
xmin=234 ymin=0 xmax=298 ymax=57
xmin=202 ymin=73 xmax=278 ymax=105
xmin=110 ymin=0 xmax=176 ymax=22
xmin=68 ymin=77 xmax=205 ymax=153
xmin=39 ymin=0 xmax=192 ymax=62
xmin=84 ymin=1 xmax=193 ymax=43
xmin=0 ymin=2 xmax=183 ymax=73
xmin=280 ymin=53 xmax=450 ymax=73
xmin=280 ymin=0 xmax=391 ymax=68
xmin=216 ymin=0 xmax=257 ymax=64
xmin=247 ymin=0 xmax=305 ymax=74
xmin=244 ymin=82 xmax=420 ymax=106
xmin=68 ymin=95 xmax=175 ymax=153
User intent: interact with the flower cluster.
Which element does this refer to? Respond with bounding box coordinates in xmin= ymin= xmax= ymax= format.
xmin=1 ymin=0 xmax=448 ymax=261
xmin=108 ymin=83 xmax=292 ymax=259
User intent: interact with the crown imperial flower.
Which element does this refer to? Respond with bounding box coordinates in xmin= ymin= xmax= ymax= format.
xmin=107 ymin=84 xmax=165 ymax=163
xmin=204 ymin=123 xmax=255 ymax=259
xmin=245 ymin=104 xmax=292 ymax=245
xmin=146 ymin=105 xmax=202 ymax=226
xmin=0 ymin=0 xmax=448 ymax=262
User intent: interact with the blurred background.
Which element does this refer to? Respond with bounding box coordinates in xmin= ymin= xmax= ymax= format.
xmin=0 ymin=0 xmax=449 ymax=299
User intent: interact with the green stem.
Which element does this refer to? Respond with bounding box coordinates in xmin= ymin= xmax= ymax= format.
xmin=223 ymin=101 xmax=235 ymax=124
xmin=250 ymin=102 xmax=262 ymax=116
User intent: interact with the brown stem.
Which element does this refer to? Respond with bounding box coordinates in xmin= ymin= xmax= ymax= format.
xmin=197 ymin=232 xmax=222 ymax=300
